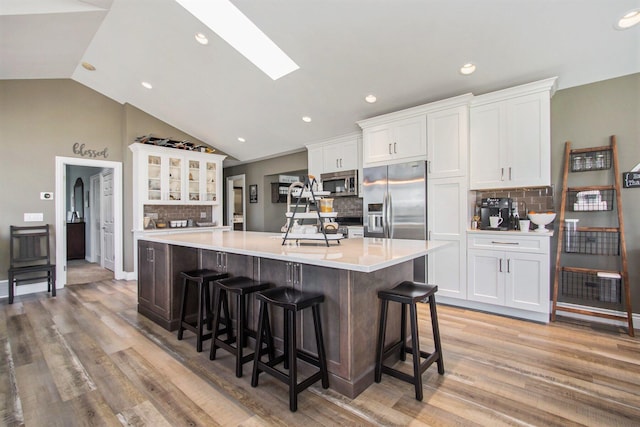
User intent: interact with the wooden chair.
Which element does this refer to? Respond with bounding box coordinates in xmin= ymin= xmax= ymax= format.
xmin=8 ymin=225 xmax=56 ymax=304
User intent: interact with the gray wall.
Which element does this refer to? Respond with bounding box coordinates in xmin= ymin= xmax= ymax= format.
xmin=0 ymin=79 xmax=215 ymax=277
xmin=551 ymin=73 xmax=640 ymax=312
xmin=224 ymin=154 xmax=308 ymax=232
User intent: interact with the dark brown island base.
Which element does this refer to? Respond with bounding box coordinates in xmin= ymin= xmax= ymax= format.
xmin=137 ymin=230 xmax=448 ymax=398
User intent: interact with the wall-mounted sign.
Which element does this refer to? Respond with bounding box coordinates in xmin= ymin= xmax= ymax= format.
xmin=623 ymin=172 xmax=640 ymax=188
xmin=73 ymin=143 xmax=109 ymax=158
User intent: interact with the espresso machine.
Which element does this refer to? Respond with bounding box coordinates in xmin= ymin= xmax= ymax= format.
xmin=480 ymin=198 xmax=512 ymax=230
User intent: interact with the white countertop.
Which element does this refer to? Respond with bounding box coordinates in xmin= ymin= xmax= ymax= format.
xmin=140 ymin=230 xmax=449 ymax=273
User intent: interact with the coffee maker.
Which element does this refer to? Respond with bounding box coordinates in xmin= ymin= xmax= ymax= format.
xmin=480 ymin=198 xmax=512 ymax=230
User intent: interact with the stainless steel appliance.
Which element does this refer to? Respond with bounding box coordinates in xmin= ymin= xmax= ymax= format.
xmin=479 ymin=197 xmax=512 ymax=230
xmin=363 ymin=161 xmax=427 ymax=280
xmin=320 ymin=170 xmax=358 ymax=197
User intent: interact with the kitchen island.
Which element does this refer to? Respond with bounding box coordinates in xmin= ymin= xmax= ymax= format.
xmin=137 ymin=230 xmax=448 ymax=398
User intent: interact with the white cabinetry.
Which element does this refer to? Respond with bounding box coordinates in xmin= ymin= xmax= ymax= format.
xmin=130 ymin=143 xmax=226 ymax=230
xmin=427 ymin=105 xmax=468 ymax=179
xmin=142 ymin=152 xmax=184 ymax=202
xmin=306 ymin=132 xmax=361 ymax=186
xmin=470 ymin=77 xmax=557 ymax=190
xmin=322 ymin=138 xmax=359 ymax=173
xmin=466 ymin=232 xmax=550 ymax=321
xmin=360 ymin=116 xmax=426 ymax=166
xmin=425 ymin=99 xmax=471 ymax=300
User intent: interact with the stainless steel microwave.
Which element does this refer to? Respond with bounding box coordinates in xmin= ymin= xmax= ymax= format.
xmin=320 ymin=170 xmax=358 ymax=197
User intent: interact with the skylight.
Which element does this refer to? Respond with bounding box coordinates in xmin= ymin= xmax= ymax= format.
xmin=176 ymin=0 xmax=299 ymax=80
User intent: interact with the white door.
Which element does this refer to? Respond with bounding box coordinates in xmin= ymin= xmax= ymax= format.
xmin=90 ymin=174 xmax=102 ymax=264
xmin=102 ymin=170 xmax=115 ymax=271
xmin=505 ymin=252 xmax=548 ymax=313
xmin=467 ymin=249 xmax=504 ymax=305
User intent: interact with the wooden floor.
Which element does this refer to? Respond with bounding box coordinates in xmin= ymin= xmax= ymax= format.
xmin=2 ymin=279 xmax=639 ymax=426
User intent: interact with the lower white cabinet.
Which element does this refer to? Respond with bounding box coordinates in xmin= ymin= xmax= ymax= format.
xmin=466 ymin=232 xmax=551 ymax=319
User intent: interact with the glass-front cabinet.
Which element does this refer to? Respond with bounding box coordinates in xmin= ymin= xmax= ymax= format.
xmin=142 ymin=153 xmax=183 ymax=203
xmin=205 ymin=161 xmax=217 ymax=201
xmin=188 ymin=160 xmax=201 ymax=201
xmin=168 ymin=157 xmax=183 ymax=201
xmin=147 ymin=155 xmax=162 ymax=201
xmin=130 ymin=142 xmax=226 ymax=228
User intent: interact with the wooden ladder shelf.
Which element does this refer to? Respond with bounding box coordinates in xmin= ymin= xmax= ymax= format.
xmin=552 ymin=135 xmax=633 ymax=336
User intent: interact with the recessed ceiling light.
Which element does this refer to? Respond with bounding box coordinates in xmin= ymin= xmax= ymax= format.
xmin=460 ymin=63 xmax=476 ymax=75
xmin=615 ymin=8 xmax=640 ymax=29
xmin=81 ymin=61 xmax=96 ymax=71
xmin=365 ymin=94 xmax=377 ymax=103
xmin=195 ymin=32 xmax=209 ymax=45
xmin=176 ymin=0 xmax=299 ymax=80
xmin=141 ymin=81 xmax=153 ymax=89
xmin=237 ymin=137 xmax=246 ymax=142
xmin=302 ymin=116 xmax=312 ymax=123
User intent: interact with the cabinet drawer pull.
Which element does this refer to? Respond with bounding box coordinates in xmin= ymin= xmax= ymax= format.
xmin=388 ymin=143 xmax=393 ymax=154
xmin=491 ymin=241 xmax=519 ymax=245
xmin=499 ymin=258 xmax=502 ymax=272
xmin=509 ymin=167 xmax=512 ymax=180
xmin=501 ymin=168 xmax=504 ymax=181
xmin=394 ymin=142 xmax=397 ymax=153
xmin=507 ymin=258 xmax=511 ymax=273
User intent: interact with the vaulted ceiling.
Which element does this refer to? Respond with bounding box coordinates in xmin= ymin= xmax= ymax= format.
xmin=1 ymin=0 xmax=639 ymax=164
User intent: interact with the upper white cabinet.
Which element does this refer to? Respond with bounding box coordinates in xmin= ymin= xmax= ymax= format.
xmin=470 ymin=77 xmax=557 ymax=190
xmin=306 ymin=133 xmax=361 ymax=179
xmin=130 ymin=143 xmax=226 ymax=230
xmin=361 ymin=116 xmax=426 ymax=166
xmin=427 ymin=104 xmax=469 ymax=179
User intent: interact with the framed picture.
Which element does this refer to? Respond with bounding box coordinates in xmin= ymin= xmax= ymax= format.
xmin=249 ymin=184 xmax=258 ymax=203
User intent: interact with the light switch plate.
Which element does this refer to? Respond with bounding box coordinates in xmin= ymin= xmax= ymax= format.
xmin=40 ymin=192 xmax=54 ymax=200
xmin=24 ymin=213 xmax=44 ymax=222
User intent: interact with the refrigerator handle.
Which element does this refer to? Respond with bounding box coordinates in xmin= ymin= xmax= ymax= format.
xmin=386 ymin=193 xmax=393 ymax=239
xmin=382 ymin=191 xmax=389 ymax=238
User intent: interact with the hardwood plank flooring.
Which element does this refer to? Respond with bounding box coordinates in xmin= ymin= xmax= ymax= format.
xmin=2 ymin=279 xmax=639 ymax=426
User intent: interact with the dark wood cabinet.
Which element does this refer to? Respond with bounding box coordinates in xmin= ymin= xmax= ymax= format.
xmin=137 ymin=240 xmax=198 ymax=331
xmin=66 ymin=222 xmax=86 ymax=260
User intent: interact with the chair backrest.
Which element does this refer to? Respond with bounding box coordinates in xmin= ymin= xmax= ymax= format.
xmin=10 ymin=225 xmax=52 ymax=268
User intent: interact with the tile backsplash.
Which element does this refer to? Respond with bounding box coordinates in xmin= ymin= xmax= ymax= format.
xmin=333 ymin=197 xmax=363 ymax=218
xmin=144 ymin=205 xmax=212 ymax=223
xmin=474 ymin=186 xmax=555 ymax=216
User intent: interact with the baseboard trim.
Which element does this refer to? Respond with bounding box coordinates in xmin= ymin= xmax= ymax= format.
xmin=0 ymin=279 xmax=58 ymax=300
xmin=555 ymin=302 xmax=639 ymax=331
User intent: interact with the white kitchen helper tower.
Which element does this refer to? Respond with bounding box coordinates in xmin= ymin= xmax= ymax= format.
xmin=552 ymin=136 xmax=633 ymax=336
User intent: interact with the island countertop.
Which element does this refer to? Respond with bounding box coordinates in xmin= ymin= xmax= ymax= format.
xmin=140 ymin=230 xmax=449 ymax=273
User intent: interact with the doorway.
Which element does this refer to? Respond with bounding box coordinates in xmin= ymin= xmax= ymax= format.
xmin=55 ymin=157 xmax=124 ymax=288
xmin=226 ymin=174 xmax=246 ymax=230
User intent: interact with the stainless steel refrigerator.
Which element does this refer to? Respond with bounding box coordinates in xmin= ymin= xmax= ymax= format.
xmin=363 ymin=161 xmax=427 ymax=281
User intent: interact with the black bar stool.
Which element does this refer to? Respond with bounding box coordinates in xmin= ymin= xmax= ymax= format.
xmin=209 ymin=276 xmax=275 ymax=377
xmin=375 ymin=281 xmax=444 ymax=401
xmin=251 ymin=287 xmax=329 ymax=412
xmin=177 ymin=269 xmax=229 ymax=352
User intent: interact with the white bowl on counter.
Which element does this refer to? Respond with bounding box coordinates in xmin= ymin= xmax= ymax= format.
xmin=528 ymin=212 xmax=556 ymax=232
